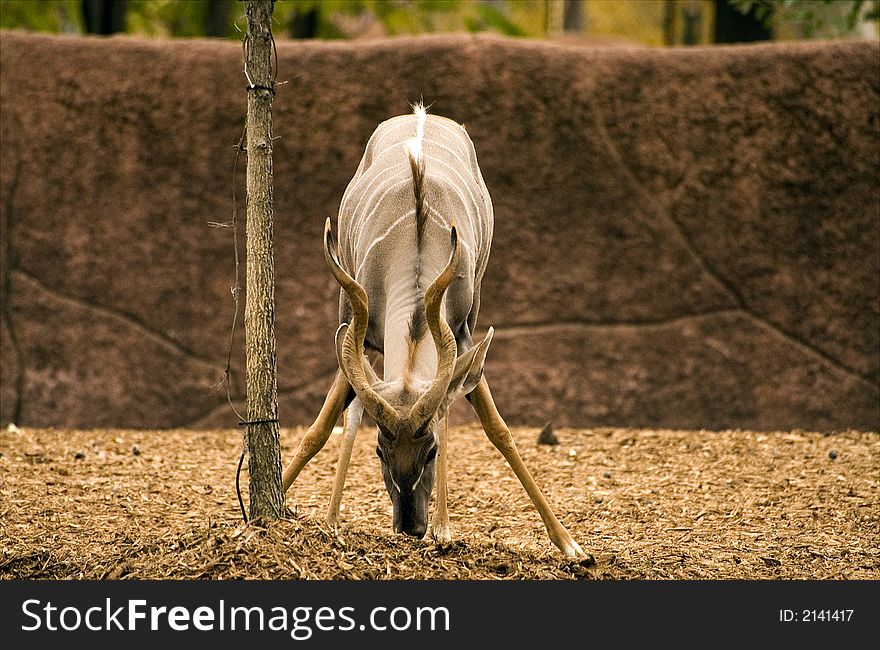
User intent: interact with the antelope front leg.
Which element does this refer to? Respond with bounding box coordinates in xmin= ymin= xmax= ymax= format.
xmin=282 ymin=370 xmax=353 ymax=493
xmin=430 ymin=413 xmax=451 ymax=543
xmin=467 ymin=376 xmax=587 ymax=559
xmin=326 ymin=398 xmax=363 ymax=526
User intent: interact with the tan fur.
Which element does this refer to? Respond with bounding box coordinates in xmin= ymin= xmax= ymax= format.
xmin=402 ymin=331 xmax=422 ymax=391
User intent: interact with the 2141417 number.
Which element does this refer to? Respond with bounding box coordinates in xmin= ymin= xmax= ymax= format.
xmin=779 ymin=609 xmax=854 ymax=622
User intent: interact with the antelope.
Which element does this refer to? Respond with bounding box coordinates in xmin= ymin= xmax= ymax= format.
xmin=281 ymin=103 xmax=586 ymax=559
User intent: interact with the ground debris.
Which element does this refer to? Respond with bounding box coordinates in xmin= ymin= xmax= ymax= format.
xmin=537 ymin=422 xmax=559 ymax=446
xmin=0 ymin=426 xmax=877 ymax=580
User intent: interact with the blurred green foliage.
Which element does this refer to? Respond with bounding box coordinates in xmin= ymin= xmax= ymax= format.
xmin=274 ymin=0 xmax=532 ymax=37
xmin=0 ymin=0 xmax=240 ymax=37
xmin=730 ymin=0 xmax=879 ymax=36
xmin=0 ymin=0 xmax=547 ymax=38
xmin=2 ymin=1 xmax=875 ymax=41
xmin=125 ymin=0 xmax=228 ymax=37
xmin=0 ymin=0 xmax=83 ymax=32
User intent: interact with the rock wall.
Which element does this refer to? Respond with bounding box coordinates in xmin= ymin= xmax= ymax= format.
xmin=1 ymin=31 xmax=877 ymax=431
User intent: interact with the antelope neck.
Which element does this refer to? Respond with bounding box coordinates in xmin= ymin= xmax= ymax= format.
xmin=382 ymin=272 xmax=440 ymax=387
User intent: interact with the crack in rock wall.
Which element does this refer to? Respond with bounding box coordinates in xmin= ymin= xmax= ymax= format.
xmin=1 ymin=32 xmax=877 ymax=431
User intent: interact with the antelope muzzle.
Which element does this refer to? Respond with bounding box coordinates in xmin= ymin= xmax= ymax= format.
xmin=378 ymin=439 xmax=437 ymax=539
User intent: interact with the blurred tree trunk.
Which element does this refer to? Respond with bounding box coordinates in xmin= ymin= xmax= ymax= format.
xmin=290 ymin=7 xmax=319 ymax=38
xmin=682 ymin=3 xmax=702 ymax=44
xmin=82 ymin=0 xmax=127 ymax=34
xmin=562 ymin=0 xmax=585 ymax=33
xmin=243 ymin=0 xmax=284 ymax=521
xmin=714 ymin=0 xmax=772 ymax=42
xmin=663 ymin=0 xmax=677 ymax=45
xmin=206 ymin=0 xmax=235 ymax=37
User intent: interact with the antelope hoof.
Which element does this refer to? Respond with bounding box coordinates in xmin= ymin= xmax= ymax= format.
xmin=431 ymin=523 xmax=452 ymax=544
xmin=552 ymin=532 xmax=588 ymax=559
xmin=561 ymin=539 xmax=588 ymax=560
xmin=325 ymin=512 xmax=341 ymax=528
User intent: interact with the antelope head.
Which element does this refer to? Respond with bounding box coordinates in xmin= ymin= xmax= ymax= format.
xmin=323 ymin=218 xmax=493 ymax=538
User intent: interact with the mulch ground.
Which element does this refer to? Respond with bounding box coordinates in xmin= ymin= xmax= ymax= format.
xmin=1 ymin=424 xmax=877 ymax=580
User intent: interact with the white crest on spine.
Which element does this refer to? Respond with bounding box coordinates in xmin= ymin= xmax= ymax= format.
xmin=405 ymin=101 xmax=428 ymax=162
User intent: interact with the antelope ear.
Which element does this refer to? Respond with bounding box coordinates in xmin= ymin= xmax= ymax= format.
xmin=335 ymin=323 xmax=380 ymax=386
xmin=445 ymin=327 xmax=493 ymax=405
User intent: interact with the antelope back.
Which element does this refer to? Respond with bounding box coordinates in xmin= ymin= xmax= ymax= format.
xmin=335 ymin=109 xmax=494 ymax=355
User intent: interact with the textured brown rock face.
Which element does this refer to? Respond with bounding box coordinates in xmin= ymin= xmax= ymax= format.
xmin=1 ymin=32 xmax=877 ymax=431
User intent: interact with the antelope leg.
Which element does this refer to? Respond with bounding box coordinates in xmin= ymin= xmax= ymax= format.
xmin=326 ymin=398 xmax=363 ymax=526
xmin=282 ymin=370 xmax=353 ymax=493
xmin=430 ymin=413 xmax=451 ymax=543
xmin=467 ymin=376 xmax=587 ymax=559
